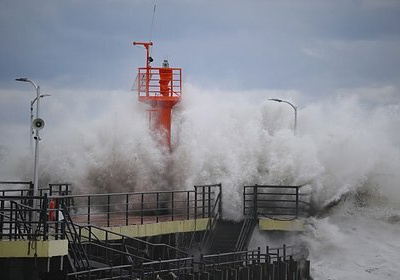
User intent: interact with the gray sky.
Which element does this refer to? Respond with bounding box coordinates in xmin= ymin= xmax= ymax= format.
xmin=1 ymin=0 xmax=400 ymax=150
xmin=1 ymin=0 xmax=400 ymax=93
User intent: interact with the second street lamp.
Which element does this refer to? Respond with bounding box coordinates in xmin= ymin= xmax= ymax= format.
xmin=268 ymin=98 xmax=297 ymax=135
xmin=15 ymin=77 xmax=47 ymax=228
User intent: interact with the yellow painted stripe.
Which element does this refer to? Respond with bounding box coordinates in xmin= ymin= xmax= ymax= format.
xmin=0 ymin=240 xmax=68 ymax=258
xmin=259 ymin=217 xmax=304 ymax=231
xmin=80 ymin=218 xmax=210 ymax=240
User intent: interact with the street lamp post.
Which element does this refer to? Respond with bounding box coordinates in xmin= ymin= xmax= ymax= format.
xmin=15 ymin=77 xmax=45 ymax=227
xmin=268 ymin=98 xmax=297 ymax=135
xmin=30 ymin=94 xmax=50 ymax=152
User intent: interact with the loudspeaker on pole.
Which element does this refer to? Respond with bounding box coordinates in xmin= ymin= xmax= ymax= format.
xmin=32 ymin=118 xmax=45 ymax=130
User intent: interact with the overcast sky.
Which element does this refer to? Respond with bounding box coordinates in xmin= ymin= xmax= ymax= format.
xmin=1 ymin=0 xmax=400 ymax=151
xmin=1 ymin=0 xmax=400 ymax=92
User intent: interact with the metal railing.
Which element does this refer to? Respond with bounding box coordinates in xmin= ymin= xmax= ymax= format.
xmin=135 ymin=67 xmax=182 ymax=98
xmin=55 ymin=185 xmax=219 ymax=227
xmin=0 ymin=194 xmax=66 ymax=240
xmin=188 ymin=183 xmax=221 ymax=250
xmin=235 ymin=216 xmax=257 ymax=252
xmin=75 ymin=224 xmax=189 ymax=261
xmin=197 ymin=245 xmax=309 ymax=280
xmin=0 ymin=182 xmax=71 ymax=238
xmin=67 ymin=264 xmax=137 ymax=280
xmin=0 ymin=181 xmax=71 ymax=197
xmin=139 ymin=256 xmax=195 ymax=277
xmin=66 ymin=244 xmax=308 ymax=280
xmin=1 ymin=184 xmax=220 ymax=240
xmin=136 ymin=245 xmax=307 ymax=279
xmin=244 ymin=185 xmax=310 ymax=220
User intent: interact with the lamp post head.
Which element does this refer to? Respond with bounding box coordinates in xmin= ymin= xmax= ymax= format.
xmin=15 ymin=77 xmax=29 ymax=82
xmin=268 ymin=98 xmax=283 ymax=103
xmin=15 ymin=77 xmax=39 ymax=91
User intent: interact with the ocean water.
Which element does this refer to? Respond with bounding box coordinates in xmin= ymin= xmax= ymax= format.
xmin=1 ymin=85 xmax=399 ymax=279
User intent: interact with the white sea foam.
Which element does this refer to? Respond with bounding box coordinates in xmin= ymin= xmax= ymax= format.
xmin=1 ymin=84 xmax=400 ymax=279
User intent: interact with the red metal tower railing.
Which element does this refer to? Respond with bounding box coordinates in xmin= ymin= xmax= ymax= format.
xmin=133 ymin=42 xmax=182 ymax=150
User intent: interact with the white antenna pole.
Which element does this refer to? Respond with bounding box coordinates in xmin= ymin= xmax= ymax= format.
xmin=149 ymin=4 xmax=156 ymax=42
xmin=149 ymin=4 xmax=156 ymax=56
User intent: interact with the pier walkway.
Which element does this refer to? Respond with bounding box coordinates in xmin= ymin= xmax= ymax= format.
xmin=0 ymin=182 xmax=311 ymax=280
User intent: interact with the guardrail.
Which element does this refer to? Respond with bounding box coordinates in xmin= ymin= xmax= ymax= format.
xmin=53 ymin=184 xmax=220 ymax=227
xmin=66 ymin=245 xmax=308 ymax=280
xmin=243 ymin=185 xmax=310 ymax=220
xmin=0 ymin=194 xmax=66 ymax=240
xmin=75 ymin=223 xmax=189 ymax=261
xmin=0 ymin=182 xmax=71 ymax=197
xmin=198 ymin=184 xmax=222 ymax=249
xmin=199 ymin=245 xmax=302 ymax=268
xmin=136 ymin=67 xmax=182 ymax=98
xmin=0 ymin=184 xmax=221 ymax=240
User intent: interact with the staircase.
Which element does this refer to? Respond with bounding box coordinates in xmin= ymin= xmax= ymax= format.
xmin=204 ymin=217 xmax=257 ymax=254
xmin=208 ymin=220 xmax=245 ymax=253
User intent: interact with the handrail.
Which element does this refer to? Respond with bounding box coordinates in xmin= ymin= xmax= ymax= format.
xmin=199 ymin=192 xmax=221 ymax=247
xmin=76 ymin=223 xmax=189 ymax=259
xmin=243 ymin=184 xmax=311 ymax=219
xmin=136 ymin=67 xmax=182 ymax=98
xmin=66 ymin=244 xmax=308 ymax=279
xmin=54 ymin=187 xmax=216 ymax=227
xmin=81 ymin=240 xmax=150 ymax=265
xmin=50 ymin=189 xmax=195 ymax=198
xmin=61 ymin=203 xmax=91 ymax=271
xmin=67 ymin=263 xmax=135 ymax=279
xmin=140 ymin=256 xmax=194 ymax=276
xmin=201 ymin=245 xmax=301 ymax=267
xmin=0 ymin=181 xmax=70 ymax=197
xmin=198 ymin=183 xmax=222 ymax=250
xmin=0 ymin=195 xmax=69 ymax=240
xmin=235 ymin=216 xmax=257 ymax=252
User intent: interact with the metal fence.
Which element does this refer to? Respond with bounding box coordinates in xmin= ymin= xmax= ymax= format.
xmin=0 ymin=181 xmax=71 ymax=197
xmin=244 ymin=185 xmax=310 ymax=220
xmin=0 ymin=194 xmax=66 ymax=240
xmin=0 ymin=183 xmax=222 ymax=239
xmin=66 ymin=245 xmax=309 ymax=280
xmin=136 ymin=67 xmax=182 ymax=98
xmin=56 ymin=184 xmax=221 ymax=227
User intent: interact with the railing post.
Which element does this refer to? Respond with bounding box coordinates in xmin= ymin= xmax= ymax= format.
xmin=186 ymin=191 xmax=190 ymax=220
xmin=43 ymin=194 xmax=48 ymax=240
xmin=125 ymin=194 xmax=129 ymax=226
xmin=156 ymin=192 xmax=159 ymax=223
xmin=202 ymin=186 xmax=205 ymax=218
xmin=171 ymin=192 xmax=175 ymax=221
xmin=54 ymin=198 xmax=59 ymax=240
xmin=141 ymin=193 xmax=144 ymax=224
xmin=194 ymin=186 xmax=198 ymax=219
xmin=283 ymin=244 xmax=286 ymax=261
xmin=87 ymin=196 xmax=91 ymax=224
xmin=295 ymin=187 xmax=299 ymax=218
xmin=253 ymin=185 xmax=258 ymax=218
xmin=107 ymin=195 xmax=111 ymax=227
xmin=218 ymin=183 xmax=222 ymax=218
xmin=207 ymin=186 xmax=211 ymax=218
xmin=0 ymin=200 xmax=3 ymax=238
xmin=10 ymin=202 xmax=15 ymax=240
xmin=243 ymin=186 xmax=246 ymax=216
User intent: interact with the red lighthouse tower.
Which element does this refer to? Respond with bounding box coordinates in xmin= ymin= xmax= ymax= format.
xmin=133 ymin=41 xmax=182 ymax=150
